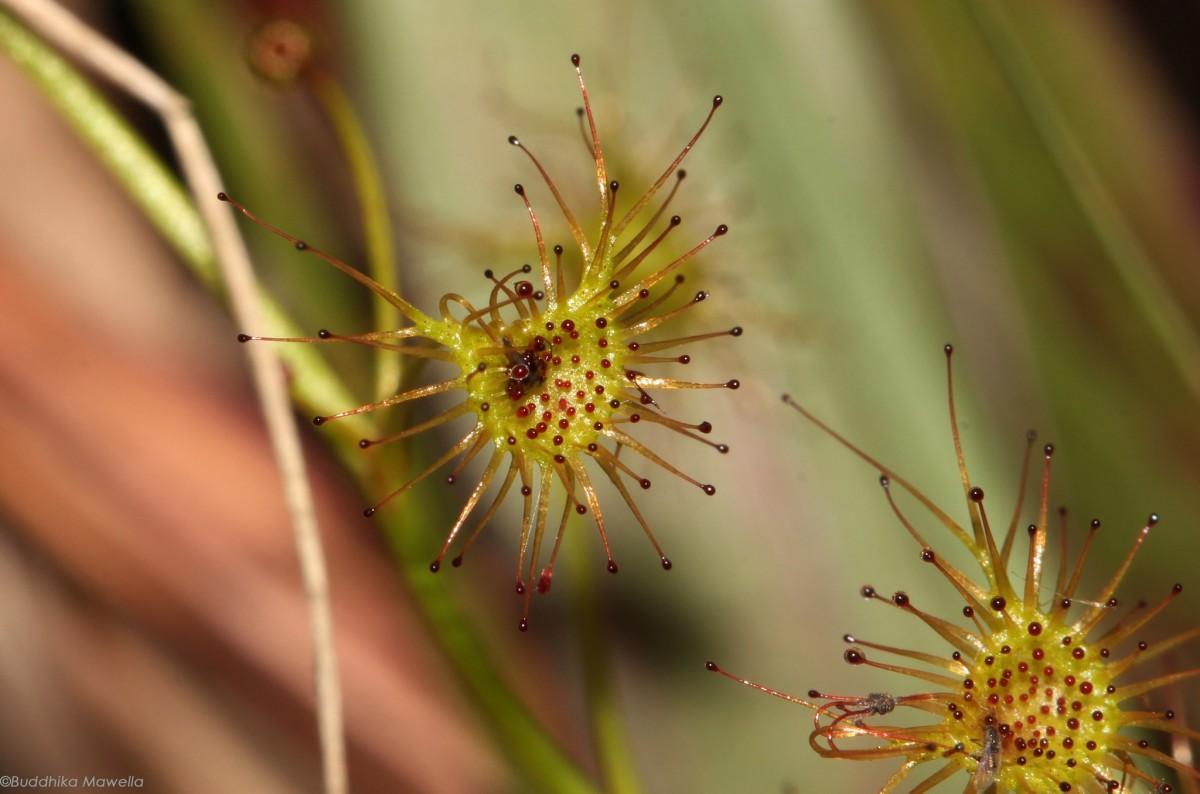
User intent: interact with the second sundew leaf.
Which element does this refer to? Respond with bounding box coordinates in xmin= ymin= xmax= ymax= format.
xmin=711 ymin=346 xmax=1200 ymax=793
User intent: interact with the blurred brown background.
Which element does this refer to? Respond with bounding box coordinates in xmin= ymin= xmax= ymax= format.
xmin=2 ymin=1 xmax=1199 ymax=792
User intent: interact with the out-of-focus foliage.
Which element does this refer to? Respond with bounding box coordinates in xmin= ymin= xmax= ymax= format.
xmin=1 ymin=1 xmax=1197 ymax=791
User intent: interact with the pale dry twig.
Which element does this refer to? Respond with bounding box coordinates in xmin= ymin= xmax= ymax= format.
xmin=0 ymin=2 xmax=347 ymax=792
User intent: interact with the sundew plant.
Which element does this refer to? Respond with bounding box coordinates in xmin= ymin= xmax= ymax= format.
xmin=2 ymin=3 xmax=1199 ymax=793
xmin=710 ymin=347 xmax=1200 ymax=792
xmin=226 ymin=54 xmax=738 ymax=632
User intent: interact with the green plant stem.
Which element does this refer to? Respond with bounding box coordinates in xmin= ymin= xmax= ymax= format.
xmin=300 ymin=37 xmax=602 ymax=794
xmin=308 ymin=67 xmax=402 ymax=402
xmin=567 ymin=538 xmax=643 ymax=794
xmin=377 ymin=491 xmax=599 ymax=794
xmin=0 ymin=6 xmax=350 ymax=794
xmin=306 ymin=50 xmax=600 ymax=794
xmin=0 ymin=10 xmax=596 ymax=792
xmin=0 ymin=9 xmax=367 ymax=446
xmin=0 ymin=10 xmax=213 ymax=281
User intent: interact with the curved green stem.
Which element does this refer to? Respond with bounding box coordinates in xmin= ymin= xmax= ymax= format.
xmin=307 ymin=57 xmax=599 ymax=793
xmin=371 ymin=447 xmax=597 ymax=793
xmin=308 ymin=68 xmax=403 ymax=402
xmin=567 ymin=538 xmax=644 ymax=794
xmin=0 ymin=9 xmax=213 ymax=281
